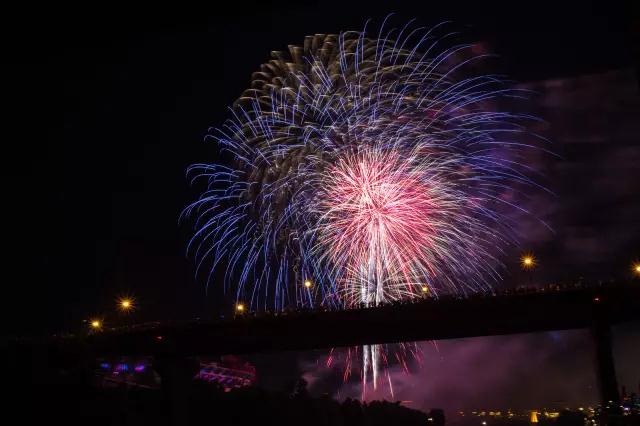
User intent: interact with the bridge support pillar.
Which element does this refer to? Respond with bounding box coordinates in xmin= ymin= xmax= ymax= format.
xmin=592 ymin=313 xmax=620 ymax=421
xmin=154 ymin=357 xmax=200 ymax=426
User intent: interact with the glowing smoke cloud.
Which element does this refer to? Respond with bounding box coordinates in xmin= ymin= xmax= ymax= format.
xmin=184 ymin=20 xmax=545 ymax=395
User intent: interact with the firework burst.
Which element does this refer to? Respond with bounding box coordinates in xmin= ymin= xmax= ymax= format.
xmin=184 ymin=20 xmax=545 ymax=394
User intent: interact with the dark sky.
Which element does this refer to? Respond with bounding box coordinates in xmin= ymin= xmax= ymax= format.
xmin=3 ymin=0 xmax=639 ymax=407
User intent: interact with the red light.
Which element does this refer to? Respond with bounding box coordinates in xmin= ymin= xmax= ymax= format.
xmin=156 ymin=335 xmax=163 ymax=341
xmin=593 ymin=297 xmax=600 ymax=302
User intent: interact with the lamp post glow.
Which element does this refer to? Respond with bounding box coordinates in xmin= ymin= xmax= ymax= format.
xmin=520 ymin=254 xmax=536 ymax=270
xmin=304 ymin=279 xmax=312 ymax=289
xmin=235 ymin=303 xmax=245 ymax=313
xmin=90 ymin=320 xmax=102 ymax=330
xmin=421 ymin=285 xmax=429 ymax=294
xmin=117 ymin=297 xmax=135 ymax=313
xmin=633 ymin=262 xmax=640 ymax=277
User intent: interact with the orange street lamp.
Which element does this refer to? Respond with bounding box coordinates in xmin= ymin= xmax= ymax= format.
xmin=117 ymin=297 xmax=135 ymax=313
xmin=304 ymin=279 xmax=312 ymax=289
xmin=235 ymin=303 xmax=245 ymax=313
xmin=90 ymin=319 xmax=102 ymax=330
xmin=632 ymin=262 xmax=640 ymax=277
xmin=520 ymin=254 xmax=536 ymax=270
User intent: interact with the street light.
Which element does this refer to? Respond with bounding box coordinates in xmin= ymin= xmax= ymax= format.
xmin=117 ymin=296 xmax=135 ymax=313
xmin=90 ymin=319 xmax=102 ymax=330
xmin=520 ymin=254 xmax=536 ymax=270
xmin=236 ymin=303 xmax=245 ymax=313
xmin=120 ymin=298 xmax=133 ymax=311
xmin=421 ymin=285 xmax=429 ymax=294
xmin=632 ymin=262 xmax=640 ymax=277
xmin=304 ymin=279 xmax=312 ymax=289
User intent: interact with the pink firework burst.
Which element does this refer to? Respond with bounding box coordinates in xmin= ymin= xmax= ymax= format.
xmin=317 ymin=150 xmax=440 ymax=306
xmin=314 ymin=149 xmax=440 ymax=391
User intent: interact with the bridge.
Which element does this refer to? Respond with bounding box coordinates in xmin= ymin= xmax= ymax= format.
xmin=73 ymin=283 xmax=639 ymax=357
xmin=25 ymin=283 xmax=640 ymax=418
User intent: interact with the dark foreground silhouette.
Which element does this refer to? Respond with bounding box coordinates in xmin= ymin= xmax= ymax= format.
xmin=16 ymin=365 xmax=429 ymax=426
xmin=7 ymin=338 xmax=639 ymax=426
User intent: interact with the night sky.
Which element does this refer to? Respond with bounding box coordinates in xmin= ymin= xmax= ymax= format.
xmin=4 ymin=0 xmax=639 ymax=410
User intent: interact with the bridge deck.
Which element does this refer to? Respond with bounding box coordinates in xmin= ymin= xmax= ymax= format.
xmin=46 ymin=284 xmax=640 ymax=360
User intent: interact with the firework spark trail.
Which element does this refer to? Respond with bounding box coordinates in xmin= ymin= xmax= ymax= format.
xmin=184 ymin=20 xmax=546 ymax=395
